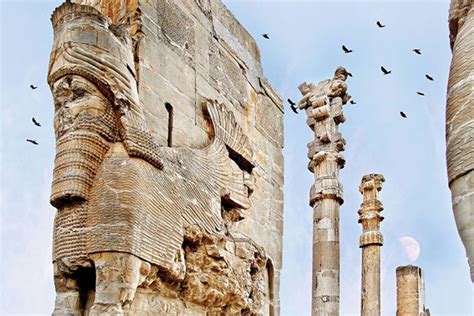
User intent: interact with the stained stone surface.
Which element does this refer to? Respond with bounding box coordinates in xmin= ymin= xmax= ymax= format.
xmin=395 ymin=266 xmax=430 ymax=316
xmin=48 ymin=0 xmax=283 ymax=314
xmin=446 ymin=0 xmax=474 ymax=282
xmin=298 ymin=67 xmax=351 ymax=316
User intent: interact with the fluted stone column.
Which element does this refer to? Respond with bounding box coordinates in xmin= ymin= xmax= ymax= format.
xmin=298 ymin=67 xmax=351 ymax=315
xmin=446 ymin=0 xmax=474 ymax=282
xmin=358 ymin=174 xmax=385 ymax=316
xmin=396 ymin=265 xmax=429 ymax=316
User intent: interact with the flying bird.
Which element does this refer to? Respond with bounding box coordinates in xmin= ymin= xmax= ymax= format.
xmin=288 ymin=98 xmax=298 ymax=114
xmin=30 ymin=84 xmax=37 ymax=90
xmin=425 ymin=74 xmax=434 ymax=81
xmin=342 ymin=45 xmax=353 ymax=53
xmin=413 ymin=48 xmax=422 ymax=55
xmin=400 ymin=111 xmax=407 ymax=118
xmin=381 ymin=66 xmax=391 ymax=75
xmin=376 ymin=21 xmax=385 ymax=28
xmin=262 ymin=33 xmax=269 ymax=39
xmin=417 ymin=91 xmax=425 ymax=96
xmin=26 ymin=139 xmax=39 ymax=145
xmin=289 ymin=104 xmax=298 ymax=114
xmin=32 ymin=117 xmax=41 ymax=127
xmin=350 ymin=100 xmax=356 ymax=105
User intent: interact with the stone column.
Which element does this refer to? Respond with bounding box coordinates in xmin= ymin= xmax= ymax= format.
xmin=358 ymin=174 xmax=385 ymax=316
xmin=396 ymin=265 xmax=429 ymax=316
xmin=298 ymin=67 xmax=351 ymax=315
xmin=446 ymin=0 xmax=474 ymax=283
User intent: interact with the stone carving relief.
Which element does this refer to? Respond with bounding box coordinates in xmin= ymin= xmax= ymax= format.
xmin=48 ymin=2 xmax=269 ymax=314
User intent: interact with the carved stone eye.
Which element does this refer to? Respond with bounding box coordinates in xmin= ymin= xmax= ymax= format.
xmin=72 ymin=89 xmax=86 ymax=100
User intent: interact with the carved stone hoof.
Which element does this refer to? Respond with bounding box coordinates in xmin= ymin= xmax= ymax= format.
xmin=89 ymin=303 xmax=124 ymax=316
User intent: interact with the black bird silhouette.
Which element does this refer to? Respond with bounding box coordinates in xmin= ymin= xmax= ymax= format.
xmin=417 ymin=92 xmax=425 ymax=96
xmin=27 ymin=139 xmax=39 ymax=145
xmin=32 ymin=117 xmax=41 ymax=127
xmin=262 ymin=33 xmax=269 ymax=39
xmin=289 ymin=104 xmax=298 ymax=114
xmin=381 ymin=66 xmax=391 ymax=75
xmin=376 ymin=21 xmax=385 ymax=28
xmin=400 ymin=111 xmax=407 ymax=118
xmin=425 ymin=74 xmax=434 ymax=81
xmin=30 ymin=84 xmax=37 ymax=90
xmin=350 ymin=100 xmax=356 ymax=105
xmin=287 ymin=98 xmax=296 ymax=106
xmin=413 ymin=48 xmax=422 ymax=55
xmin=342 ymin=45 xmax=353 ymax=53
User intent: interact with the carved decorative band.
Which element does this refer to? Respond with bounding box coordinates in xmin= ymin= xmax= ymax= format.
xmin=359 ymin=231 xmax=384 ymax=247
xmin=309 ymin=179 xmax=343 ymax=205
xmin=360 ymin=199 xmax=384 ymax=212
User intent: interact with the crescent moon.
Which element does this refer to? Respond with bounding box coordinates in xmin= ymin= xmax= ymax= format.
xmin=399 ymin=236 xmax=420 ymax=262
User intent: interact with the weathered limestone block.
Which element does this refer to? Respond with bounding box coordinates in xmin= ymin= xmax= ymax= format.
xmin=47 ymin=0 xmax=283 ymax=315
xmin=358 ymin=174 xmax=385 ymax=316
xmin=446 ymin=0 xmax=474 ymax=282
xmin=396 ymin=265 xmax=430 ymax=316
xmin=298 ymin=67 xmax=351 ymax=316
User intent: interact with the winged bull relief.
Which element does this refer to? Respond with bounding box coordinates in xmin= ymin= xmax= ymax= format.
xmin=48 ymin=2 xmax=269 ymax=315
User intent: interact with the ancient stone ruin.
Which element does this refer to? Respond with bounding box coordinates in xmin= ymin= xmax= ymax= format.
xmin=446 ymin=0 xmax=474 ymax=283
xmin=47 ymin=0 xmax=283 ymax=314
xmin=396 ymin=265 xmax=430 ymax=316
xmin=298 ymin=67 xmax=351 ymax=315
xmin=358 ymin=174 xmax=385 ymax=316
xmin=44 ymin=0 xmax=473 ymax=314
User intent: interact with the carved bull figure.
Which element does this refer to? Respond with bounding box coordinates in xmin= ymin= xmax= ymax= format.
xmin=48 ymin=2 xmax=265 ymax=315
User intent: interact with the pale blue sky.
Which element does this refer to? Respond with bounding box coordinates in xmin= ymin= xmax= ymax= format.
xmin=1 ymin=0 xmax=472 ymax=315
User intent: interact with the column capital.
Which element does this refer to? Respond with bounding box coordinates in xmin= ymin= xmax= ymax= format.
xmin=358 ymin=174 xmax=385 ymax=247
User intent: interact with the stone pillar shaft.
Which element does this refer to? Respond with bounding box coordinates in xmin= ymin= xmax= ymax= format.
xmin=299 ymin=67 xmax=351 ymax=315
xmin=396 ymin=265 xmax=427 ymax=316
xmin=361 ymin=246 xmax=380 ymax=315
xmin=447 ymin=0 xmax=474 ymax=282
xmin=312 ymin=195 xmax=340 ymax=314
xmin=358 ymin=174 xmax=385 ymax=316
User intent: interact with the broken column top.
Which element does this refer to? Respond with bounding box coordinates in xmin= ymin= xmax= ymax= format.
xmin=297 ymin=66 xmax=351 ymax=110
xmin=359 ymin=174 xmax=385 ymax=198
xmin=358 ymin=174 xmax=385 ymax=247
xmin=396 ymin=265 xmax=423 ymax=275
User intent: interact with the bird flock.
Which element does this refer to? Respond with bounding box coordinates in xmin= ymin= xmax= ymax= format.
xmin=263 ymin=19 xmax=435 ymax=119
xmin=26 ymin=20 xmax=435 ymax=146
xmin=27 ymin=84 xmax=41 ymax=145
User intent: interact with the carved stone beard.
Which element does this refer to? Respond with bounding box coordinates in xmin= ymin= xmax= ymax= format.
xmin=50 ymin=75 xmax=119 ymax=208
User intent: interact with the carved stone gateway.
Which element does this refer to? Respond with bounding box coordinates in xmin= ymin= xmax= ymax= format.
xmin=47 ymin=1 xmax=283 ymax=315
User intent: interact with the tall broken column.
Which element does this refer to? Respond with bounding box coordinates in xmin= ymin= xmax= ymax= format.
xmin=298 ymin=67 xmax=351 ymax=315
xmin=358 ymin=174 xmax=385 ymax=316
xmin=396 ymin=265 xmax=430 ymax=316
xmin=446 ymin=0 xmax=474 ymax=283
